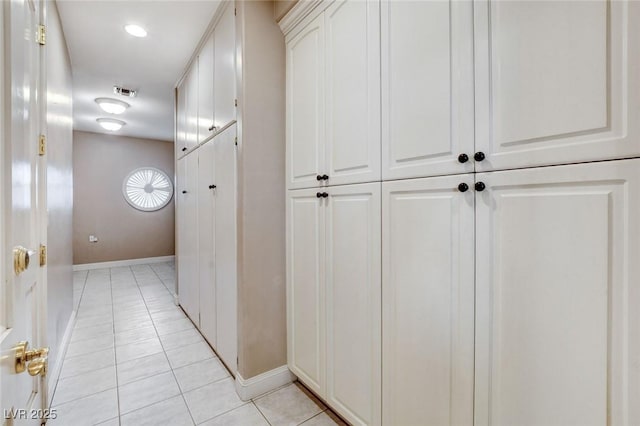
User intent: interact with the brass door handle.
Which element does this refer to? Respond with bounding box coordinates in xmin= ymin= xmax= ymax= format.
xmin=13 ymin=246 xmax=35 ymax=275
xmin=15 ymin=341 xmax=49 ymax=375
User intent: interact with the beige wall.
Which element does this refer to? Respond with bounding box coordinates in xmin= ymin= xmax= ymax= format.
xmin=46 ymin=0 xmax=74 ymax=377
xmin=73 ymin=131 xmax=175 ymax=264
xmin=274 ymin=0 xmax=297 ymax=21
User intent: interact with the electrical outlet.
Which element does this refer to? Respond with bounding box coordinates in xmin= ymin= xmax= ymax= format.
xmin=89 ymin=235 xmax=98 ymax=243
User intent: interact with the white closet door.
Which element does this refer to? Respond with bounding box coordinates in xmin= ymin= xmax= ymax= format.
xmin=381 ymin=0 xmax=474 ymax=180
xmin=286 ymin=14 xmax=324 ymax=190
xmin=286 ymin=187 xmax=326 ymax=396
xmin=382 ymin=175 xmax=474 ymax=426
xmin=325 ymin=183 xmax=381 ymax=426
xmin=176 ymin=81 xmax=187 ymax=156
xmin=474 ymin=0 xmax=640 ymax=171
xmin=180 ymin=152 xmax=200 ymax=324
xmin=214 ymin=125 xmax=238 ymax=374
xmin=214 ymin=3 xmax=236 ymax=129
xmin=197 ymin=141 xmax=216 ymax=347
xmin=324 ymin=0 xmax=380 ymax=186
xmin=475 ymin=159 xmax=640 ymax=426
xmin=198 ymin=34 xmax=215 ymax=143
xmin=176 ymin=157 xmax=188 ymax=311
xmin=185 ymin=63 xmax=199 ymax=151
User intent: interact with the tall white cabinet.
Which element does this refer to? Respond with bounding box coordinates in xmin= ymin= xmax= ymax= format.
xmin=282 ymin=0 xmax=640 ymax=425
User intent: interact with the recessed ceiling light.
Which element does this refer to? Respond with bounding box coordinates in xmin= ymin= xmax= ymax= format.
xmin=97 ymin=118 xmax=126 ymax=131
xmin=124 ymin=24 xmax=147 ymax=38
xmin=95 ymin=98 xmax=130 ymax=115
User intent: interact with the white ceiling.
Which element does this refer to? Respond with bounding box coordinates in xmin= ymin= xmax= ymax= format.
xmin=57 ymin=0 xmax=221 ymax=141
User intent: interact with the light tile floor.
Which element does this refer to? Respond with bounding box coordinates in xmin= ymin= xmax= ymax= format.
xmin=50 ymin=263 xmax=343 ymax=426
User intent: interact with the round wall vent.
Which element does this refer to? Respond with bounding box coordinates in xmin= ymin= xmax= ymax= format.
xmin=123 ymin=167 xmax=173 ymax=212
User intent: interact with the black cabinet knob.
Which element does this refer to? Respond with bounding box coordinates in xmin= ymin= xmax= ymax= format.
xmin=322 ymin=192 xmax=329 ymax=198
xmin=475 ymin=182 xmax=486 ymax=192
xmin=458 ymin=154 xmax=469 ymax=163
xmin=321 ymin=175 xmax=329 ymax=180
xmin=181 ymin=147 xmax=187 ymax=152
xmin=182 ymin=190 xmax=187 ymax=194
xmin=458 ymin=183 xmax=469 ymax=192
xmin=317 ymin=175 xmax=323 ymax=181
xmin=209 ymin=185 xmax=216 ymax=189
xmin=316 ymin=192 xmax=323 ymax=198
xmin=474 ymin=151 xmax=485 ymax=162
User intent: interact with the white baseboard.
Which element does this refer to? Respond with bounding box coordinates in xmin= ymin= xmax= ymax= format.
xmin=48 ymin=309 xmax=76 ymax=405
xmin=235 ymin=365 xmax=295 ymax=401
xmin=73 ymin=255 xmax=175 ymax=271
xmin=173 ymin=293 xmax=179 ymax=306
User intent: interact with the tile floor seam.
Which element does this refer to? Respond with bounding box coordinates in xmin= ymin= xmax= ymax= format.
xmin=129 ymin=265 xmax=198 ymax=426
xmin=299 ymin=411 xmax=327 ymax=425
xmin=51 ymin=384 xmax=119 ymax=409
xmin=194 ymin=401 xmax=252 ymax=425
xmin=111 ymin=268 xmax=122 ymax=426
xmin=252 ymin=400 xmax=275 ymax=426
xmin=173 ymin=373 xmax=229 ymax=395
xmin=117 ymin=390 xmax=183 ymax=418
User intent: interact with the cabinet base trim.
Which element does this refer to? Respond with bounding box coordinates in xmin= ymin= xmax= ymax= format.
xmin=48 ymin=309 xmax=77 ymax=405
xmin=235 ymin=365 xmax=296 ymax=401
xmin=72 ymin=255 xmax=175 ymax=271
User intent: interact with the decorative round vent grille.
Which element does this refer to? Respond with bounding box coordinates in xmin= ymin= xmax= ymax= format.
xmin=123 ymin=167 xmax=173 ymax=212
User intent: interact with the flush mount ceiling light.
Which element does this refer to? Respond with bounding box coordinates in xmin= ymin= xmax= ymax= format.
xmin=124 ymin=24 xmax=147 ymax=38
xmin=97 ymin=118 xmax=125 ymax=131
xmin=95 ymin=98 xmax=129 ymax=115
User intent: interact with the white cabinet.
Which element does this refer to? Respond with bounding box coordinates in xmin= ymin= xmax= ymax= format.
xmin=474 ymin=0 xmax=640 ymax=171
xmin=198 ymin=34 xmax=215 ymax=143
xmin=382 ymin=175 xmax=474 ymax=426
xmin=286 ymin=0 xmax=380 ymax=189
xmin=176 ymin=81 xmax=187 ymax=155
xmin=184 ymin=63 xmax=199 ymax=151
xmin=381 ymin=0 xmax=474 ymax=180
xmin=213 ymin=3 xmax=236 ymax=129
xmin=475 ymin=159 xmax=640 ymax=426
xmin=287 ymin=183 xmax=381 ymax=425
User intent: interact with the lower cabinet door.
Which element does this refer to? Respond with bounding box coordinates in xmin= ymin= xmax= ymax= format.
xmin=382 ymin=175 xmax=475 ymax=425
xmin=325 ymin=182 xmax=381 ymax=426
xmin=198 ymin=141 xmax=216 ymax=347
xmin=180 ymin=152 xmax=200 ymax=324
xmin=475 ymin=159 xmax=640 ymax=426
xmin=287 ymin=187 xmax=326 ymax=396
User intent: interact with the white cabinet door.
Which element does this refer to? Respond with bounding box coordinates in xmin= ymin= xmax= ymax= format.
xmin=474 ymin=0 xmax=640 ymax=171
xmin=475 ymin=159 xmax=640 ymax=426
xmin=198 ymin=34 xmax=215 ymax=143
xmin=214 ymin=124 xmax=238 ymax=373
xmin=185 ymin=63 xmax=199 ymax=151
xmin=180 ymin=151 xmax=200 ymax=324
xmin=176 ymin=81 xmax=188 ymax=156
xmin=325 ymin=183 xmax=381 ymax=426
xmin=287 ymin=187 xmax=326 ymax=395
xmin=382 ymin=175 xmax=475 ymax=426
xmin=198 ymin=141 xmax=216 ymax=346
xmin=214 ymin=3 xmax=236 ymax=129
xmin=381 ymin=0 xmax=474 ymax=180
xmin=286 ymin=14 xmax=324 ymax=190
xmin=324 ymin=0 xmax=380 ymax=186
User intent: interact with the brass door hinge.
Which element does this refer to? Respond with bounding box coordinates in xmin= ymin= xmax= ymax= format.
xmin=39 ymin=245 xmax=47 ymax=267
xmin=37 ymin=24 xmax=46 ymax=45
xmin=38 ymin=135 xmax=46 ymax=156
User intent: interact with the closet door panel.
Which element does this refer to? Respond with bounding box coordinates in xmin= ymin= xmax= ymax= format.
xmin=475 ymin=159 xmax=640 ymax=426
xmin=381 ymin=0 xmax=474 ymax=180
xmin=214 ymin=3 xmax=236 ymax=129
xmin=176 ymin=82 xmax=187 ymax=156
xmin=180 ymin=152 xmax=200 ymax=324
xmin=197 ymin=142 xmax=216 ymax=346
xmin=475 ymin=0 xmax=640 ymax=170
xmin=185 ymin=63 xmax=199 ymax=151
xmin=286 ymin=14 xmax=324 ymax=190
xmin=198 ymin=34 xmax=215 ymax=143
xmin=325 ymin=183 xmax=381 ymax=426
xmin=176 ymin=157 xmax=188 ymax=309
xmin=286 ymin=187 xmax=325 ymax=396
xmin=325 ymin=0 xmax=380 ymax=186
xmin=382 ymin=175 xmax=475 ymax=425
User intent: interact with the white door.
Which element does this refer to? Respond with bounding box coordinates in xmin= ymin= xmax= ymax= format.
xmin=381 ymin=0 xmax=474 ymax=180
xmin=382 ymin=175 xmax=474 ymax=425
xmin=197 ymin=142 xmax=216 ymax=346
xmin=176 ymin=157 xmax=187 ymax=309
xmin=286 ymin=187 xmax=325 ymax=396
xmin=184 ymin=63 xmax=199 ymax=151
xmin=213 ymin=2 xmax=236 ymax=130
xmin=324 ymin=0 xmax=380 ymax=186
xmin=179 ymin=152 xmax=199 ymax=324
xmin=475 ymin=159 xmax=640 ymax=426
xmin=176 ymin=81 xmax=187 ymax=156
xmin=213 ymin=124 xmax=237 ymax=374
xmin=325 ymin=183 xmax=381 ymax=426
xmin=474 ymin=0 xmax=640 ymax=171
xmin=197 ymin=34 xmax=215 ymax=143
xmin=1 ymin=0 xmax=49 ymax=423
xmin=286 ymin=13 xmax=324 ymax=190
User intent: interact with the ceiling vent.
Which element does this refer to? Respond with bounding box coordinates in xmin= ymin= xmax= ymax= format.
xmin=113 ymin=86 xmax=137 ymax=98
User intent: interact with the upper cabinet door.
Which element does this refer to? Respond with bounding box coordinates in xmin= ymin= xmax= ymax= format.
xmin=324 ymin=0 xmax=381 ymax=186
xmin=185 ymin=63 xmax=199 ymax=151
xmin=198 ymin=34 xmax=215 ymax=143
xmin=286 ymin=14 xmax=324 ymax=190
xmin=474 ymin=159 xmax=640 ymax=426
xmin=214 ymin=3 xmax=236 ymax=129
xmin=475 ymin=0 xmax=640 ymax=171
xmin=176 ymin=82 xmax=187 ymax=156
xmin=381 ymin=0 xmax=475 ymax=180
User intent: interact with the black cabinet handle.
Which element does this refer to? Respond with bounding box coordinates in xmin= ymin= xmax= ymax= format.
xmin=458 ymin=183 xmax=469 ymax=192
xmin=322 ymin=192 xmax=328 ymax=198
xmin=475 ymin=182 xmax=486 ymax=192
xmin=458 ymin=154 xmax=469 ymax=163
xmin=317 ymin=175 xmax=323 ymax=181
xmin=209 ymin=185 xmax=216 ymax=189
xmin=316 ymin=192 xmax=323 ymax=198
xmin=321 ymin=175 xmax=329 ymax=180
xmin=181 ymin=147 xmax=187 ymax=152
xmin=474 ymin=151 xmax=485 ymax=162
xmin=208 ymin=125 xmax=217 ymax=132
xmin=182 ymin=190 xmax=188 ymax=194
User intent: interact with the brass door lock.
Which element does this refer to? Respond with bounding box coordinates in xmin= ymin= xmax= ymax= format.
xmin=14 ymin=341 xmax=49 ymax=376
xmin=13 ymin=246 xmax=32 ymax=275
